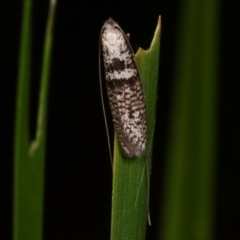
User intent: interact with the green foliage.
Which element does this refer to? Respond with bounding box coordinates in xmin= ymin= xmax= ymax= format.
xmin=159 ymin=0 xmax=218 ymax=239
xmin=13 ymin=1 xmax=57 ymax=239
xmin=110 ymin=17 xmax=161 ymax=240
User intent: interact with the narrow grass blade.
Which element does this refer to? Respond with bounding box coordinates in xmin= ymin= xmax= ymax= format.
xmin=160 ymin=0 xmax=218 ymax=239
xmin=13 ymin=0 xmax=32 ymax=238
xmin=13 ymin=1 xmax=57 ymax=239
xmin=111 ymin=17 xmax=161 ymax=240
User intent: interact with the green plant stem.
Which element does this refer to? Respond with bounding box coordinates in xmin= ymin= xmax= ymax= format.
xmin=13 ymin=1 xmax=57 ymax=239
xmin=13 ymin=0 xmax=32 ymax=238
xmin=160 ymin=0 xmax=218 ymax=239
xmin=111 ymin=17 xmax=161 ymax=240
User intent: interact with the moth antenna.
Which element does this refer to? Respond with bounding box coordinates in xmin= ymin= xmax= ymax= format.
xmin=134 ymin=162 xmax=146 ymax=209
xmin=146 ymin=158 xmax=152 ymax=226
xmin=99 ymin=26 xmax=113 ymax=167
xmin=133 ymin=156 xmax=151 ymax=225
xmin=133 ymin=161 xmax=152 ymax=226
xmin=134 ymin=124 xmax=155 ymax=226
xmin=146 ymin=125 xmax=156 ymax=226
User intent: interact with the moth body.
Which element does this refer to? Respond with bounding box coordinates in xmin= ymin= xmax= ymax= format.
xmin=101 ymin=18 xmax=147 ymax=158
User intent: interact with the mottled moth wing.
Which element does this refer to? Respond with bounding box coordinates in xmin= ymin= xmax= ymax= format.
xmin=101 ymin=18 xmax=147 ymax=158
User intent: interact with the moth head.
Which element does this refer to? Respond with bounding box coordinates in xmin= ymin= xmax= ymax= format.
xmin=102 ymin=18 xmax=122 ymax=46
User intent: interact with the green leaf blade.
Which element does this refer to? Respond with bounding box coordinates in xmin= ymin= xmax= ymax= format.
xmin=111 ymin=17 xmax=161 ymax=240
xmin=159 ymin=0 xmax=218 ymax=239
xmin=13 ymin=1 xmax=57 ymax=239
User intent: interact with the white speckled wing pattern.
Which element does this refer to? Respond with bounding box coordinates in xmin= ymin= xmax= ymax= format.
xmin=101 ymin=18 xmax=147 ymax=158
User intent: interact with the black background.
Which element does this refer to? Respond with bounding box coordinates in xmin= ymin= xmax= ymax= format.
xmin=1 ymin=0 xmax=240 ymax=239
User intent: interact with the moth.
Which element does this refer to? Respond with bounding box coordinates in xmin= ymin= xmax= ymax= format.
xmin=100 ymin=18 xmax=147 ymax=158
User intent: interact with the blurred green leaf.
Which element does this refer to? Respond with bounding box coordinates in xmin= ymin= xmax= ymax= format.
xmin=13 ymin=1 xmax=57 ymax=239
xmin=159 ymin=1 xmax=218 ymax=240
